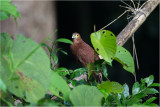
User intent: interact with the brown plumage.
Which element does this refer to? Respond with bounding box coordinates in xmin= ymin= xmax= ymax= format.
xmin=70 ymin=32 xmax=99 ymax=67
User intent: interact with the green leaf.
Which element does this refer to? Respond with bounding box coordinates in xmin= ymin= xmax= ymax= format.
xmin=41 ymin=43 xmax=58 ymax=66
xmin=114 ymin=46 xmax=135 ymax=75
xmin=49 ymin=86 xmax=62 ymax=99
xmin=54 ymin=48 xmax=61 ymax=52
xmin=132 ymin=82 xmax=140 ymax=95
xmin=54 ymin=48 xmax=68 ymax=55
xmin=144 ymin=103 xmax=158 ymax=106
xmin=111 ymin=81 xmax=124 ymax=93
xmin=50 ymin=51 xmax=58 ymax=66
xmin=37 ymin=98 xmax=60 ymax=106
xmin=131 ymin=104 xmax=150 ymax=106
xmin=41 ymin=43 xmax=51 ymax=51
xmin=94 ymin=59 xmax=104 ymax=72
xmin=0 ymin=33 xmax=13 ymax=55
xmin=91 ymin=30 xmax=117 ymax=64
xmin=127 ymin=95 xmax=142 ymax=106
xmin=1 ymin=35 xmax=52 ymax=103
xmin=70 ymin=68 xmax=87 ymax=79
xmin=49 ymin=71 xmax=71 ymax=101
xmin=97 ymin=81 xmax=113 ymax=94
xmin=55 ymin=67 xmax=69 ymax=77
xmin=99 ymin=89 xmax=109 ymax=99
xmin=122 ymin=84 xmax=129 ymax=98
xmin=69 ymin=85 xmax=104 ymax=106
xmin=17 ymin=103 xmax=23 ymax=106
xmin=56 ymin=38 xmax=73 ymax=45
xmin=0 ymin=78 xmax=6 ymax=92
xmin=87 ymin=62 xmax=95 ymax=79
xmin=144 ymin=97 xmax=157 ymax=104
xmin=143 ymin=88 xmax=159 ymax=94
xmin=144 ymin=75 xmax=154 ymax=87
xmin=149 ymin=83 xmax=160 ymax=87
xmin=1 ymin=98 xmax=14 ymax=106
xmin=102 ymin=64 xmax=108 ymax=78
xmin=29 ymin=98 xmax=60 ymax=106
xmin=0 ymin=0 xmax=21 ymax=21
xmin=59 ymin=50 xmax=68 ymax=55
xmin=0 ymin=11 xmax=10 ymax=20
xmin=0 ymin=33 xmax=14 ymax=73
xmin=98 ymin=81 xmax=124 ymax=94
xmin=128 ymin=88 xmax=159 ymax=105
xmin=105 ymin=93 xmax=122 ymax=106
xmin=140 ymin=78 xmax=146 ymax=90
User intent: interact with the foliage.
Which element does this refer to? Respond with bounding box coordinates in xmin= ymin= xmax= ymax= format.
xmin=49 ymin=71 xmax=71 ymax=101
xmin=69 ymin=85 xmax=103 ymax=106
xmin=91 ymin=30 xmax=135 ymax=76
xmin=42 ymin=38 xmax=72 ymax=70
xmin=1 ymin=33 xmax=52 ymax=103
xmin=114 ymin=45 xmax=135 ymax=75
xmin=91 ymin=30 xmax=117 ymax=65
xmin=1 ymin=33 xmax=159 ymax=106
xmin=0 ymin=0 xmax=21 ymax=23
xmin=104 ymin=75 xmax=159 ymax=106
xmin=0 ymin=1 xmax=159 ymax=106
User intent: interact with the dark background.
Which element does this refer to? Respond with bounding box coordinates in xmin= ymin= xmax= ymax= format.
xmin=56 ymin=1 xmax=159 ymax=93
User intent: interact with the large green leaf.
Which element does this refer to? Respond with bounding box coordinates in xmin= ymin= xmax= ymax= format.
xmin=1 ymin=34 xmax=52 ymax=103
xmin=69 ymin=85 xmax=104 ymax=106
xmin=0 ymin=0 xmax=21 ymax=20
xmin=49 ymin=71 xmax=71 ymax=101
xmin=91 ymin=30 xmax=117 ymax=64
xmin=114 ymin=46 xmax=135 ymax=75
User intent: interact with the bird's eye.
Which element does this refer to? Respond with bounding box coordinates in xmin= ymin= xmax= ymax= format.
xmin=76 ymin=34 xmax=79 ymax=37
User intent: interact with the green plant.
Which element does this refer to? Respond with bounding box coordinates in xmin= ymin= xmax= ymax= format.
xmin=0 ymin=0 xmax=21 ymax=24
xmin=0 ymin=0 xmax=159 ymax=106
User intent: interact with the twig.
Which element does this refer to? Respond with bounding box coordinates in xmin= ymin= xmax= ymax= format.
xmin=97 ymin=10 xmax=129 ymax=32
xmin=116 ymin=0 xmax=160 ymax=46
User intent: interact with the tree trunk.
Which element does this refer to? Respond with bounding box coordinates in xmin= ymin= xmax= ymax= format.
xmin=1 ymin=1 xmax=57 ymax=44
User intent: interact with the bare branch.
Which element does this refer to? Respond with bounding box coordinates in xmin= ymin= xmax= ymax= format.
xmin=117 ymin=0 xmax=160 ymax=46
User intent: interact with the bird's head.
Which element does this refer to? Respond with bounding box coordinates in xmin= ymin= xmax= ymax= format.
xmin=72 ymin=32 xmax=81 ymax=40
xmin=72 ymin=32 xmax=82 ymax=44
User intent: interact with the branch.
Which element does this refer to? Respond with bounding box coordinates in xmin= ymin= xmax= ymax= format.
xmin=116 ymin=0 xmax=160 ymax=46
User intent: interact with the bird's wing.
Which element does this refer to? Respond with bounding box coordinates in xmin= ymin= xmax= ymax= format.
xmin=77 ymin=43 xmax=95 ymax=66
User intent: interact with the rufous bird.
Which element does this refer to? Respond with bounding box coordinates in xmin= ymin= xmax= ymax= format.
xmin=70 ymin=32 xmax=99 ymax=67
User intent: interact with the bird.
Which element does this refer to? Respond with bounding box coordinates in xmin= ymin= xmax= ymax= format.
xmin=70 ymin=32 xmax=99 ymax=67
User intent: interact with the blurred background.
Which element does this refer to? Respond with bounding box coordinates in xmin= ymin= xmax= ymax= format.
xmin=1 ymin=0 xmax=159 ymax=100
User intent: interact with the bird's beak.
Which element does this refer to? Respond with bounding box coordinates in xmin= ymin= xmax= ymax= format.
xmin=72 ymin=34 xmax=77 ymax=39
